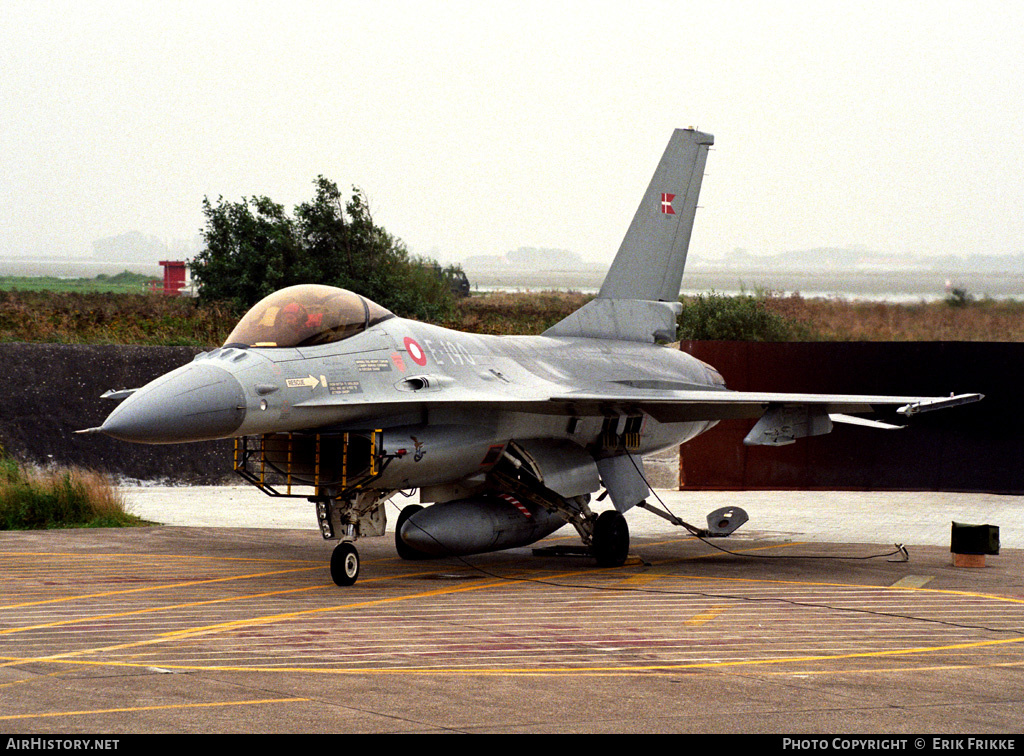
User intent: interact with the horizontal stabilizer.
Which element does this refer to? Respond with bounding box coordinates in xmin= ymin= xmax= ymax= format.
xmin=543 ymin=299 xmax=681 ymax=342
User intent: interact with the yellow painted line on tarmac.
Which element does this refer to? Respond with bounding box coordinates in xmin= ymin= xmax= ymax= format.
xmin=890 ymin=575 xmax=935 ymax=589
xmin=0 ymin=575 xmax=539 ymax=666
xmin=648 ymin=541 xmax=810 ymax=559
xmin=757 ymin=659 xmax=1024 ymax=677
xmin=5 ymin=634 xmax=1024 ymax=678
xmin=0 ymin=565 xmax=458 ymax=639
xmin=151 ymin=573 xmax=554 ymax=643
xmin=0 ymin=565 xmax=324 ymax=609
xmin=4 ymin=553 xmax=1023 ymax=680
xmin=615 ymin=572 xmax=666 ymax=587
xmin=0 ymin=562 xmax=607 ymax=668
xmin=0 ymin=666 xmax=79 ymax=690
xmin=638 ymin=535 xmax=700 ymax=547
xmin=685 ymin=604 xmax=731 ymax=626
xmin=0 ymin=697 xmax=310 ymax=722
xmin=644 ymin=571 xmax=1024 ymax=606
xmin=0 ymin=550 xmax=317 ymax=561
xmin=0 ymin=584 xmax=326 ymax=636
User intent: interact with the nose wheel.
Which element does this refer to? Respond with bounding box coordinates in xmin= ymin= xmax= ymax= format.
xmin=330 ymin=542 xmax=360 ymax=586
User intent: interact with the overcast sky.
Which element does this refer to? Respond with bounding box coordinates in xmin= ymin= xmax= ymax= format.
xmin=2 ymin=0 xmax=1022 ymax=266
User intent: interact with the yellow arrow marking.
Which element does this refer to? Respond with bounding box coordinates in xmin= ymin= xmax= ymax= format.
xmin=0 ymin=698 xmax=310 ymax=721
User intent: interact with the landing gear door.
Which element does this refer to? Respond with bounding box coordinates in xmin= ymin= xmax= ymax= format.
xmin=596 ymin=454 xmax=649 ymax=513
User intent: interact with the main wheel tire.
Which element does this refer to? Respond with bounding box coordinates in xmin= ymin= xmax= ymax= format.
xmin=331 ymin=542 xmax=360 ymax=586
xmin=395 ymin=504 xmax=431 ymax=560
xmin=592 ymin=510 xmax=629 ymax=567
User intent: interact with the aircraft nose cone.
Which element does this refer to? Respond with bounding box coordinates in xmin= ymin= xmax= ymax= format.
xmin=100 ymin=363 xmax=246 ymax=443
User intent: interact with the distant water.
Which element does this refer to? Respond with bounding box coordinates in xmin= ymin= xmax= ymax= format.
xmin=467 ymin=267 xmax=1024 ymax=302
xmin=0 ymin=257 xmax=162 ymax=278
xmin=4 ymin=256 xmax=1020 ymax=303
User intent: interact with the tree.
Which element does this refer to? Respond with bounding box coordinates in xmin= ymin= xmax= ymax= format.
xmin=190 ymin=178 xmax=456 ymax=321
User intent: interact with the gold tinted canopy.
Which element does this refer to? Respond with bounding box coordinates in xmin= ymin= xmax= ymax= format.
xmin=224 ymin=284 xmax=394 ymax=348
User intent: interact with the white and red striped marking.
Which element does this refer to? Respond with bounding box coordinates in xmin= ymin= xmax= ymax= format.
xmin=497 ymin=493 xmax=532 ymax=519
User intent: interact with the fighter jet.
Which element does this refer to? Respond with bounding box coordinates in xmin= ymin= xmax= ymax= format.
xmin=84 ymin=129 xmax=981 ymax=586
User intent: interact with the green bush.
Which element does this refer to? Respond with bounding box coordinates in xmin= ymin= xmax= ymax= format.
xmin=677 ymin=292 xmax=809 ymax=341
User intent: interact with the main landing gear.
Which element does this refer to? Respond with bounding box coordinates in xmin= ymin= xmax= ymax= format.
xmin=591 ymin=509 xmax=630 ymax=567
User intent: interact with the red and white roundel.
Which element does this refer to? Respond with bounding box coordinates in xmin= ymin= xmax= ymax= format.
xmin=404 ymin=337 xmax=427 ymax=366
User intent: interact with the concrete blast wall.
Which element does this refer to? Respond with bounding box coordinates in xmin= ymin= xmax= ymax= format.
xmin=0 ymin=343 xmax=231 ymax=482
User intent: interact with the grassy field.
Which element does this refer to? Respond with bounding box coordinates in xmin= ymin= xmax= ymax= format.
xmin=0 ymin=290 xmax=233 ymax=345
xmin=0 ymin=270 xmax=158 ymax=294
xmin=762 ymin=294 xmax=1024 ymax=342
xmin=1 ymin=281 xmax=1023 ymax=345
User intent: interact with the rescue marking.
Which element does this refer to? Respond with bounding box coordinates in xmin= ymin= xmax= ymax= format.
xmin=286 ymin=375 xmax=321 ymax=389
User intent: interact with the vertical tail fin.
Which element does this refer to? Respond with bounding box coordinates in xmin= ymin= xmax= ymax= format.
xmin=544 ymin=128 xmax=714 ymax=342
xmin=599 ymin=128 xmax=714 ymax=301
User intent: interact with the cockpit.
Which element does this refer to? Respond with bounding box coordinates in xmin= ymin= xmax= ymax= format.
xmin=223 ymin=284 xmax=395 ymax=348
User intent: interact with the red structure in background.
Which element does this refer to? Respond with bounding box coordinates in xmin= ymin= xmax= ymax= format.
xmin=151 ymin=260 xmax=187 ymax=296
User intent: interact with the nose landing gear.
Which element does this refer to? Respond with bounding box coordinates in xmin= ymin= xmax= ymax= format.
xmin=330 ymin=542 xmax=360 ymax=586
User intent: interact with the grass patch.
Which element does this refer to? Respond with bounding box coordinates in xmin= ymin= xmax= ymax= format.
xmin=0 ymin=457 xmax=148 ymax=529
xmin=0 ymin=271 xmax=158 ymax=294
xmin=0 ymin=290 xmax=233 ymax=346
xmin=759 ymin=293 xmax=1024 ymax=341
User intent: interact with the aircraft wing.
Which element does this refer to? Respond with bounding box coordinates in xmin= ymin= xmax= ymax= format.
xmin=291 ymin=386 xmax=983 ymax=421
xmin=292 ymin=386 xmax=982 ymax=446
xmin=542 ymin=389 xmax=983 ymax=446
xmin=543 ymin=389 xmax=984 ymax=423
